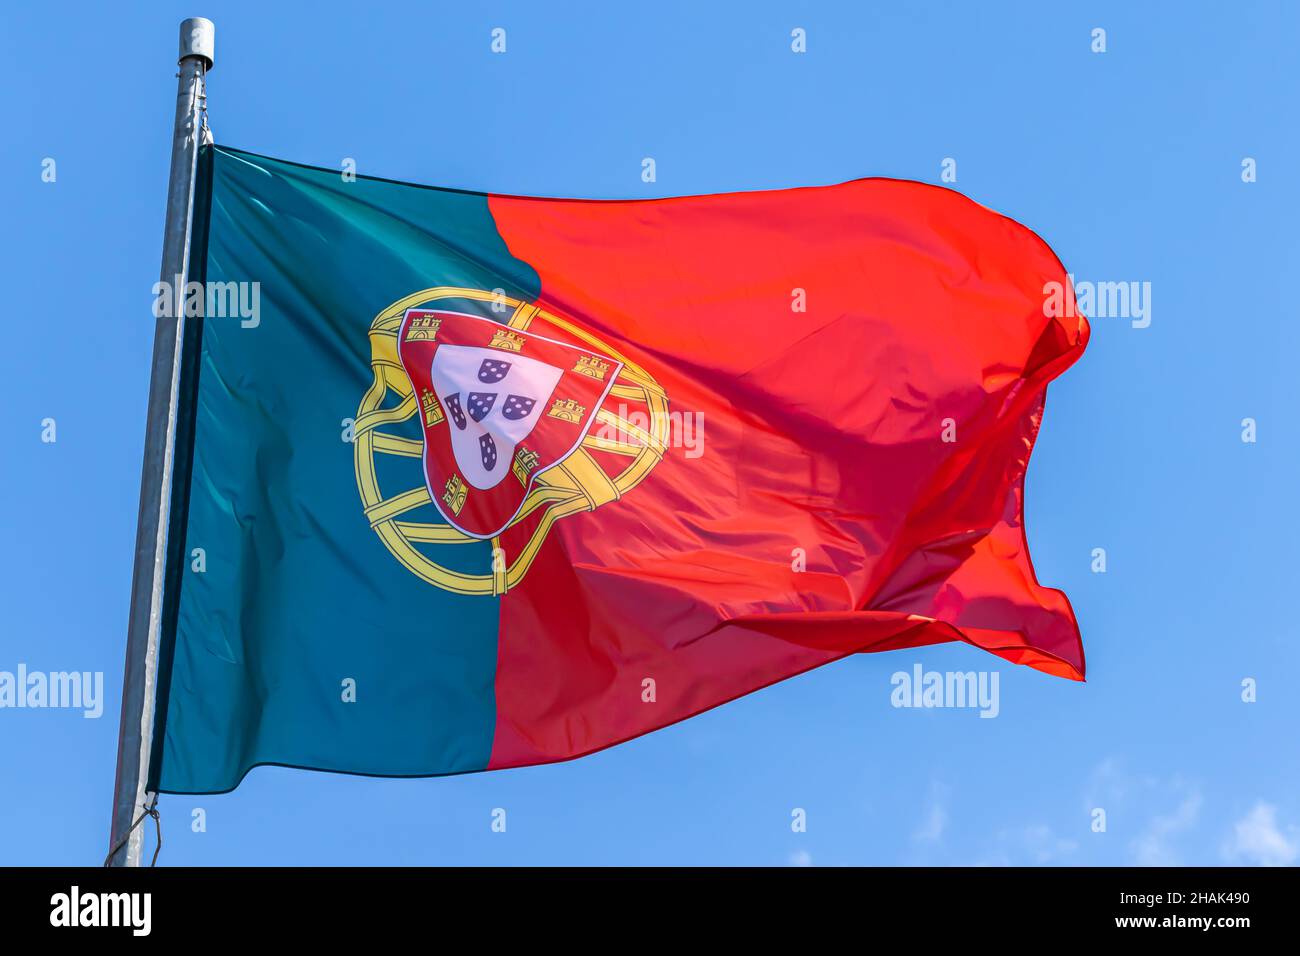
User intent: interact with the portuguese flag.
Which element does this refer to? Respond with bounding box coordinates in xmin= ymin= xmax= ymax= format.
xmin=151 ymin=145 xmax=1087 ymax=793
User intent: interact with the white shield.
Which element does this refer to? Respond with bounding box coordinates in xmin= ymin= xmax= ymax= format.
xmin=429 ymin=344 xmax=564 ymax=490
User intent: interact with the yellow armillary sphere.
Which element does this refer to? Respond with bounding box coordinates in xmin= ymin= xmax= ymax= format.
xmin=354 ymin=286 xmax=669 ymax=596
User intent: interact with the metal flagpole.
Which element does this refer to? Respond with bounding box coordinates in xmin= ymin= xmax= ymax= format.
xmin=107 ymin=17 xmax=215 ymax=868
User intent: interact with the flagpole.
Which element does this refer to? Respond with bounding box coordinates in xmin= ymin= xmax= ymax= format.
xmin=107 ymin=17 xmax=215 ymax=868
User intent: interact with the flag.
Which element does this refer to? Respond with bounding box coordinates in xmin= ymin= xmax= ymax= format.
xmin=150 ymin=145 xmax=1088 ymax=793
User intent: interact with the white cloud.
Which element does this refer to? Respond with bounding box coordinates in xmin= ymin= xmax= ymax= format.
xmin=1131 ymin=789 xmax=1202 ymax=866
xmin=1084 ymin=756 xmax=1157 ymax=812
xmin=1018 ymin=823 xmax=1079 ymax=864
xmin=1222 ymin=802 xmax=1299 ymax=867
xmin=788 ymin=849 xmax=813 ymax=867
xmin=914 ymin=786 xmax=948 ymax=844
xmin=973 ymin=824 xmax=1077 ymax=866
xmin=1085 ymin=760 xmax=1207 ymax=866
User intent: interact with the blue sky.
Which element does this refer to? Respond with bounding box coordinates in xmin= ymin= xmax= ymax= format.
xmin=2 ymin=0 xmax=1298 ymax=865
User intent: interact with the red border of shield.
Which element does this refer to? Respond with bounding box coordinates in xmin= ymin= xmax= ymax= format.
xmin=397 ymin=309 xmax=622 ymax=539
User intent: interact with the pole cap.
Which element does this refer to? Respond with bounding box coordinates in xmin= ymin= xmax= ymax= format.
xmin=179 ymin=17 xmax=215 ymax=70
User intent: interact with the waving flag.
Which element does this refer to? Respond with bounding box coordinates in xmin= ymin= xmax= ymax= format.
xmin=149 ymin=145 xmax=1087 ymax=793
